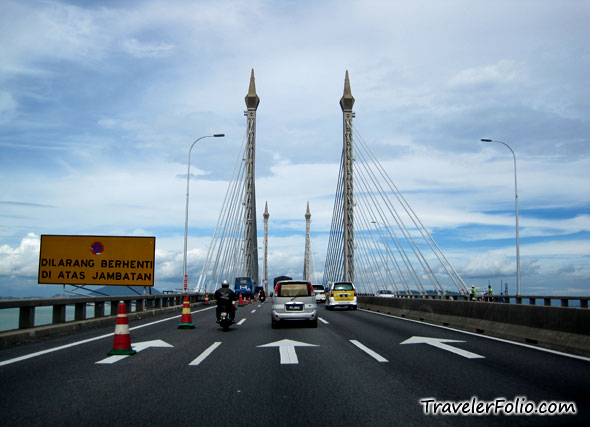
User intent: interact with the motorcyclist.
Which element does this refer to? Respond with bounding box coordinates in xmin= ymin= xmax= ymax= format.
xmin=215 ymin=280 xmax=236 ymax=323
xmin=259 ymin=289 xmax=266 ymax=302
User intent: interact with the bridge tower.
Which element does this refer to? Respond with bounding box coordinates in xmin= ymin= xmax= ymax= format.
xmin=244 ymin=69 xmax=260 ymax=286
xmin=340 ymin=70 xmax=355 ymax=282
xmin=303 ymin=202 xmax=312 ymax=282
xmin=263 ymin=201 xmax=269 ymax=293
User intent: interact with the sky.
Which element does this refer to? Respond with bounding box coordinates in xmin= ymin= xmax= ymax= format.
xmin=0 ymin=0 xmax=589 ymax=298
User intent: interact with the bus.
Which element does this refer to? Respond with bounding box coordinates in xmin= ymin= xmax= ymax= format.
xmin=234 ymin=277 xmax=254 ymax=299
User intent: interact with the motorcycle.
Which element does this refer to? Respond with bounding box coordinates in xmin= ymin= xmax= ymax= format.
xmin=219 ymin=310 xmax=232 ymax=331
xmin=259 ymin=292 xmax=266 ymax=302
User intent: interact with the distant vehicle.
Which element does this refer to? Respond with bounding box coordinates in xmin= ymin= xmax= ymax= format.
xmin=272 ymin=280 xmax=317 ymax=328
xmin=375 ymin=289 xmax=395 ymax=298
xmin=234 ymin=277 xmax=254 ymax=299
xmin=326 ymin=281 xmax=357 ymax=310
xmin=312 ymin=285 xmax=326 ymax=303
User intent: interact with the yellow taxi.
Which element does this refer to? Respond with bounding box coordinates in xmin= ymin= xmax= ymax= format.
xmin=325 ymin=281 xmax=357 ymax=310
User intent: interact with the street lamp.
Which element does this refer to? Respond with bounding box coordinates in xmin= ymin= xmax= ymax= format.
xmin=481 ymin=138 xmax=521 ymax=295
xmin=182 ymin=133 xmax=225 ymax=292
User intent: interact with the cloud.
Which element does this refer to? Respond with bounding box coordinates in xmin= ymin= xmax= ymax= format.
xmin=0 ymin=0 xmax=589 ymax=296
xmin=121 ymin=38 xmax=175 ymax=58
xmin=0 ymin=233 xmax=40 ymax=278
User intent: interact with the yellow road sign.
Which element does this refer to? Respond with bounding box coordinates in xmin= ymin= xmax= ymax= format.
xmin=38 ymin=235 xmax=155 ymax=286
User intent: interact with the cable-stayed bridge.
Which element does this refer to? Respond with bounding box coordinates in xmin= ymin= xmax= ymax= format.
xmin=1 ymin=70 xmax=589 ymax=426
xmin=196 ymin=70 xmax=468 ymax=298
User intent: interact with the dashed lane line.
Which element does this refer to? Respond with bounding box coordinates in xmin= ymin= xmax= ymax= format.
xmin=189 ymin=342 xmax=222 ymax=366
xmin=350 ymin=340 xmax=389 ymax=362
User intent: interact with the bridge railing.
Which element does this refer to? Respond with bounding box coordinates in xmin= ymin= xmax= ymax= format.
xmin=0 ymin=293 xmax=202 ymax=332
xmin=364 ymin=293 xmax=590 ymax=308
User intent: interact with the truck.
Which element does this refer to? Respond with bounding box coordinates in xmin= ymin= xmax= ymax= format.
xmin=234 ymin=277 xmax=254 ymax=299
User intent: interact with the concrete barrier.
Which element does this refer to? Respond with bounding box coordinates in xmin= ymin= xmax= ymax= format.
xmin=0 ymin=302 xmax=205 ymax=348
xmin=359 ymin=296 xmax=590 ymax=357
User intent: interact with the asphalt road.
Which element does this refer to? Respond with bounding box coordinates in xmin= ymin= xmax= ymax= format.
xmin=0 ymin=301 xmax=589 ymax=426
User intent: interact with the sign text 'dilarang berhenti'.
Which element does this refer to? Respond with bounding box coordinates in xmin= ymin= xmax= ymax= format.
xmin=38 ymin=235 xmax=155 ymax=287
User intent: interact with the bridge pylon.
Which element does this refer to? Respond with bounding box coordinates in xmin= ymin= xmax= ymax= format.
xmin=244 ymin=69 xmax=260 ymax=287
xmin=341 ymin=70 xmax=355 ymax=282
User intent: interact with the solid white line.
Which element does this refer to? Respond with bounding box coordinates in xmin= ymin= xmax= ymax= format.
xmin=189 ymin=342 xmax=222 ymax=366
xmin=237 ymin=318 xmax=246 ymax=326
xmin=318 ymin=317 xmax=329 ymax=324
xmin=0 ymin=305 xmax=216 ymax=367
xmin=350 ymin=340 xmax=389 ymax=362
xmin=359 ymin=308 xmax=590 ymax=363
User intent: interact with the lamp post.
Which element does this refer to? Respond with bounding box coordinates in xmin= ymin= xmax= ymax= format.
xmin=183 ymin=134 xmax=225 ymax=292
xmin=481 ymin=138 xmax=521 ymax=295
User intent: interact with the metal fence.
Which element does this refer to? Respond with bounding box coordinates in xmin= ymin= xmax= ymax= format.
xmin=0 ymin=293 xmax=201 ymax=332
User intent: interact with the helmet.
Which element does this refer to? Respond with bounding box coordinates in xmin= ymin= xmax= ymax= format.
xmin=221 ymin=280 xmax=229 ymax=288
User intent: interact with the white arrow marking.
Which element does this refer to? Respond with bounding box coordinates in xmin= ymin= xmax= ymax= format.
xmin=96 ymin=339 xmax=173 ymax=364
xmin=189 ymin=341 xmax=222 ymax=366
xmin=257 ymin=339 xmax=318 ymax=365
xmin=400 ymin=336 xmax=485 ymax=359
xmin=350 ymin=340 xmax=388 ymax=362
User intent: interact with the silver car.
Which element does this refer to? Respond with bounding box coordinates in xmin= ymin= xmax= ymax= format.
xmin=271 ymin=280 xmax=318 ymax=328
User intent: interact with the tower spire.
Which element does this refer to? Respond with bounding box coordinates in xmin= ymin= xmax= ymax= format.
xmin=245 ymin=69 xmax=260 ymax=111
xmin=340 ymin=70 xmax=355 ymax=111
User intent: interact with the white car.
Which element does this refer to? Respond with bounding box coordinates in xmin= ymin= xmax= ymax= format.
xmin=375 ymin=289 xmax=395 ymax=298
xmin=312 ymin=285 xmax=326 ymax=303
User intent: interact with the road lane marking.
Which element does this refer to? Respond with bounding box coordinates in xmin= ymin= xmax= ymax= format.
xmin=360 ymin=309 xmax=590 ymax=363
xmin=251 ymin=309 xmax=257 ymax=313
xmin=0 ymin=306 xmax=216 ymax=367
xmin=96 ymin=355 xmax=127 ymax=364
xmin=95 ymin=339 xmax=174 ymax=364
xmin=258 ymin=339 xmax=318 ymax=365
xmin=95 ymin=339 xmax=174 ymax=365
xmin=318 ymin=317 xmax=329 ymax=324
xmin=237 ymin=318 xmax=247 ymax=325
xmin=400 ymin=336 xmax=485 ymax=359
xmin=189 ymin=342 xmax=222 ymax=366
xmin=350 ymin=340 xmax=388 ymax=362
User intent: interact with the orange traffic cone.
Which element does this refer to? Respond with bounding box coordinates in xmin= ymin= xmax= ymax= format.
xmin=238 ymin=294 xmax=244 ymax=306
xmin=178 ymin=295 xmax=196 ymax=329
xmin=248 ymin=296 xmax=252 ymax=304
xmin=204 ymin=292 xmax=209 ymax=305
xmin=108 ymin=301 xmax=136 ymax=356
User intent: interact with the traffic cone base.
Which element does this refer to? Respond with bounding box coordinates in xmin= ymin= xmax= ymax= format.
xmin=178 ymin=295 xmax=196 ymax=329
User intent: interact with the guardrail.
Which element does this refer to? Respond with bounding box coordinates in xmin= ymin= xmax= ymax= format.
xmin=0 ymin=293 xmax=201 ymax=332
xmin=368 ymin=294 xmax=590 ymax=308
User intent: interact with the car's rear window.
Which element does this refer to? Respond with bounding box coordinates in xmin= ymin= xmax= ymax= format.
xmin=312 ymin=285 xmax=324 ymax=291
xmin=279 ymin=283 xmax=311 ymax=297
xmin=333 ymin=282 xmax=354 ymax=291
